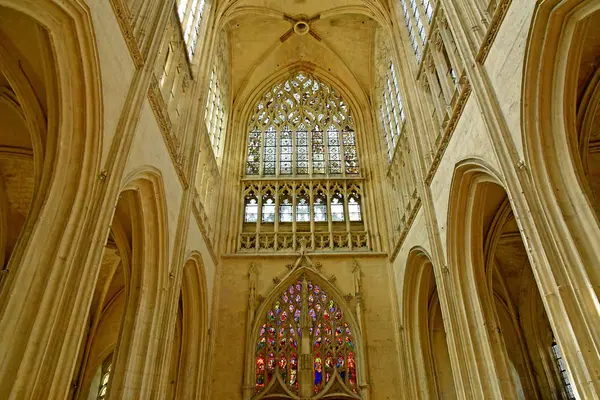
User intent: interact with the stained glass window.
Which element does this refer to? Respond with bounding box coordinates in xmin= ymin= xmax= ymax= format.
xmin=263 ymin=127 xmax=277 ymax=175
xmin=254 ymin=278 xmax=358 ymax=396
xmin=296 ymin=187 xmax=310 ymax=222
xmin=421 ymin=0 xmax=434 ymax=22
xmin=279 ymin=189 xmax=293 ymax=223
xmin=245 ymin=72 xmax=360 ymax=177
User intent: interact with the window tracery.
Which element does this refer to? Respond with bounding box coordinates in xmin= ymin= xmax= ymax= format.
xmin=245 ymin=72 xmax=359 ymax=178
xmin=239 ymin=71 xmax=368 ymax=253
xmin=254 ymin=278 xmax=359 ymax=398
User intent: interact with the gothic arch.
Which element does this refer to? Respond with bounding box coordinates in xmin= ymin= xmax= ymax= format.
xmin=236 ymin=62 xmax=371 ymax=144
xmin=522 ymin=2 xmax=600 ymax=396
xmin=402 ymin=247 xmax=456 ymax=400
xmin=107 ymin=168 xmax=169 ymax=398
xmin=447 ymin=159 xmax=572 ymax=399
xmin=228 ymin=63 xmax=383 ymax=253
xmin=0 ymin=0 xmax=103 ymax=396
xmin=244 ymin=260 xmax=367 ymax=400
xmin=176 ymin=251 xmax=210 ymax=399
xmin=522 ymin=0 xmax=600 ymax=314
xmin=446 ymin=159 xmax=519 ymax=399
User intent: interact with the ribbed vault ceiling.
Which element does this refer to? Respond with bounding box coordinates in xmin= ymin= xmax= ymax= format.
xmin=220 ymin=0 xmax=386 ymax=103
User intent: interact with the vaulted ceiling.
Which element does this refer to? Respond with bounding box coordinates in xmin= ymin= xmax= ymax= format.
xmin=217 ymin=0 xmax=391 ymax=104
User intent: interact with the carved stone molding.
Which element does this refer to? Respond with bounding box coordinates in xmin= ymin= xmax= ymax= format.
xmin=147 ymin=75 xmax=190 ymax=189
xmin=109 ymin=0 xmax=144 ymax=68
xmin=425 ymin=76 xmax=472 ymax=185
xmin=475 ymin=0 xmax=512 ymax=63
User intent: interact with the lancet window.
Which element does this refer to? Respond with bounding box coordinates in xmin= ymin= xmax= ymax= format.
xmin=176 ymin=0 xmax=206 ymax=59
xmin=245 ymin=72 xmax=359 ymax=178
xmin=254 ymin=278 xmax=359 ymax=398
xmin=204 ymin=35 xmax=229 ymax=160
xmin=379 ymin=60 xmax=406 ymax=159
xmin=400 ymin=0 xmax=437 ymax=62
xmin=239 ymin=71 xmax=369 ymax=253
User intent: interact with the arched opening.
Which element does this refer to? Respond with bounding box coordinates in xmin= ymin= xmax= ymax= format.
xmin=171 ymin=255 xmax=209 ymax=399
xmin=448 ymin=164 xmax=572 ymax=398
xmin=247 ymin=269 xmax=364 ymax=399
xmin=72 ymin=190 xmax=135 ymax=399
xmin=73 ymin=172 xmax=168 ymax=399
xmin=0 ymin=6 xmax=51 ymax=292
xmin=403 ymin=249 xmax=456 ymax=399
xmin=0 ymin=0 xmax=101 ymax=395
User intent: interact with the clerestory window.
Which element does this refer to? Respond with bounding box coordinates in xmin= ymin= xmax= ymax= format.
xmin=239 ymin=71 xmax=368 ymax=252
xmin=177 ymin=0 xmax=206 ymax=59
xmin=253 ymin=278 xmax=359 ymax=397
xmin=245 ymin=72 xmax=359 ymax=177
xmin=400 ymin=0 xmax=436 ymax=62
xmin=379 ymin=60 xmax=406 ymax=159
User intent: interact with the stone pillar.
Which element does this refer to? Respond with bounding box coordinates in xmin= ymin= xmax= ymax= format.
xmin=299 ymin=276 xmax=312 ymax=398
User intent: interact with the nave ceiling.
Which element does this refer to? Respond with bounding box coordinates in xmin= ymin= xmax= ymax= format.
xmin=219 ymin=0 xmax=389 ymax=106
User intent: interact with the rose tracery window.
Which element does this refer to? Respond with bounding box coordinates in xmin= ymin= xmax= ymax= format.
xmin=245 ymin=72 xmax=359 ymax=177
xmin=254 ymin=278 xmax=359 ymax=398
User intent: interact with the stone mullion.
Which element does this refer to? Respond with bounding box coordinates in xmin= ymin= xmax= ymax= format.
xmin=343 ymin=181 xmax=351 ymax=248
xmin=326 ymin=181 xmax=333 ymax=250
xmin=256 ymin=182 xmax=263 ymax=252
xmin=292 ymin=181 xmax=297 ymax=249
xmin=299 ymin=277 xmax=312 ymax=398
xmin=276 ymin=128 xmax=281 ymax=177
xmin=274 ymin=181 xmax=280 ymax=251
xmin=309 ymin=182 xmax=315 ymax=249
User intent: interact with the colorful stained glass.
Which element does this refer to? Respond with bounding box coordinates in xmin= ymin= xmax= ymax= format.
xmin=254 ymin=278 xmax=358 ymax=396
xmin=245 ymin=71 xmax=360 ymax=178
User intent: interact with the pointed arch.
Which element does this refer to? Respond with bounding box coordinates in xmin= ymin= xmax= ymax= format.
xmin=244 ymin=261 xmax=366 ymax=399
xmin=176 ymin=251 xmax=210 ymax=399
xmin=402 ymin=247 xmax=457 ymax=400
xmin=107 ymin=167 xmax=170 ymax=398
xmin=0 ymin=0 xmax=103 ymax=396
xmin=522 ymin=1 xmax=600 ymax=396
xmin=446 ymin=159 xmax=517 ymax=399
xmin=523 ymin=0 xmax=600 ymax=297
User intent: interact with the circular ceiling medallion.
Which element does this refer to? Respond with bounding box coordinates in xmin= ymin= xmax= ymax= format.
xmin=293 ymin=21 xmax=310 ymax=35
